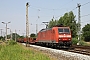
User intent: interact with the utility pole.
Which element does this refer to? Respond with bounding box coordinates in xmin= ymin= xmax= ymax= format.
xmin=53 ymin=9 xmax=55 ymax=19
xmin=26 ymin=2 xmax=29 ymax=47
xmin=0 ymin=29 xmax=3 ymax=40
xmin=36 ymin=9 xmax=40 ymax=35
xmin=10 ymin=29 xmax=12 ymax=40
xmin=2 ymin=22 xmax=10 ymax=41
xmin=15 ymin=30 xmax=16 ymax=42
xmin=36 ymin=24 xmax=38 ymax=35
xmin=77 ymin=3 xmax=81 ymax=45
xmin=0 ymin=29 xmax=3 ymax=37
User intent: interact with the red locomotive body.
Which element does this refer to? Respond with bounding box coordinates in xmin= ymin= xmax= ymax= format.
xmin=36 ymin=26 xmax=72 ymax=47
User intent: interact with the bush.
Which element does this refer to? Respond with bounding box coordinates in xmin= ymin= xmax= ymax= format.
xmin=72 ymin=38 xmax=90 ymax=46
xmin=82 ymin=24 xmax=90 ymax=42
xmin=79 ymin=41 xmax=85 ymax=45
xmin=79 ymin=41 xmax=89 ymax=46
xmin=72 ymin=38 xmax=78 ymax=45
xmin=8 ymin=40 xmax=17 ymax=45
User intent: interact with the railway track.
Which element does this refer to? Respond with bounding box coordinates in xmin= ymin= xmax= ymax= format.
xmin=22 ymin=43 xmax=90 ymax=60
xmin=21 ymin=42 xmax=90 ymax=56
xmin=33 ymin=43 xmax=90 ymax=56
xmin=68 ymin=45 xmax=90 ymax=56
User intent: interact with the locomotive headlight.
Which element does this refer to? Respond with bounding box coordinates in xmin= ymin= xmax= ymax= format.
xmin=68 ymin=38 xmax=71 ymax=40
xmin=59 ymin=38 xmax=61 ymax=40
xmin=58 ymin=38 xmax=62 ymax=41
xmin=59 ymin=35 xmax=63 ymax=38
xmin=67 ymin=35 xmax=71 ymax=37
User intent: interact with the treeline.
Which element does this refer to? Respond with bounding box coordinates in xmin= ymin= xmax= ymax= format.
xmin=0 ymin=33 xmax=36 ymax=41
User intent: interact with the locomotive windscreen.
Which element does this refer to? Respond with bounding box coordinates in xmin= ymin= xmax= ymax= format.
xmin=58 ymin=28 xmax=70 ymax=33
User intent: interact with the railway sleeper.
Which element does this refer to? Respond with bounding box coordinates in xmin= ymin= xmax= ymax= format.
xmin=74 ymin=49 xmax=81 ymax=53
xmin=87 ymin=52 xmax=90 ymax=55
xmin=81 ymin=50 xmax=87 ymax=54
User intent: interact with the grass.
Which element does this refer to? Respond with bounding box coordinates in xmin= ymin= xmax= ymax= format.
xmin=72 ymin=38 xmax=90 ymax=46
xmin=0 ymin=41 xmax=50 ymax=60
xmin=80 ymin=41 xmax=90 ymax=46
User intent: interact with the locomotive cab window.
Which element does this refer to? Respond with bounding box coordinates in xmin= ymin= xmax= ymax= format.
xmin=64 ymin=28 xmax=70 ymax=33
xmin=58 ymin=28 xmax=63 ymax=33
xmin=58 ymin=28 xmax=70 ymax=33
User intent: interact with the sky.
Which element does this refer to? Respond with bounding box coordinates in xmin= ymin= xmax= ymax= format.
xmin=0 ymin=0 xmax=90 ymax=36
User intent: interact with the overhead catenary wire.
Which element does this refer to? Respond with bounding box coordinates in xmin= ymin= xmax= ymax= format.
xmin=81 ymin=14 xmax=90 ymax=17
xmin=55 ymin=1 xmax=90 ymax=19
xmin=30 ymin=1 xmax=90 ymax=13
xmin=54 ymin=7 xmax=77 ymax=19
xmin=81 ymin=1 xmax=90 ymax=6
xmin=30 ymin=0 xmax=74 ymax=11
xmin=81 ymin=20 xmax=90 ymax=23
xmin=30 ymin=1 xmax=90 ymax=23
xmin=30 ymin=0 xmax=90 ymax=20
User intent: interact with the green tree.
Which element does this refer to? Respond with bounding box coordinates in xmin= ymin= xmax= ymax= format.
xmin=7 ymin=33 xmax=20 ymax=40
xmin=0 ymin=36 xmax=4 ymax=40
xmin=30 ymin=33 xmax=36 ymax=38
xmin=7 ymin=35 xmax=11 ymax=39
xmin=19 ymin=36 xmax=24 ymax=38
xmin=82 ymin=24 xmax=90 ymax=42
xmin=48 ymin=19 xmax=57 ymax=28
xmin=57 ymin=17 xmax=64 ymax=25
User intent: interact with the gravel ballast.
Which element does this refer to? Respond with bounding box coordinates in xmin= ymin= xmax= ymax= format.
xmin=23 ymin=43 xmax=90 ymax=60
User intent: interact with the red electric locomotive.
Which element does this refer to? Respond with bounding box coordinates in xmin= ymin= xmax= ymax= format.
xmin=36 ymin=25 xmax=72 ymax=48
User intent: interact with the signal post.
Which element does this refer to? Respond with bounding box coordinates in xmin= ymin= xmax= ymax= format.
xmin=26 ymin=2 xmax=29 ymax=47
